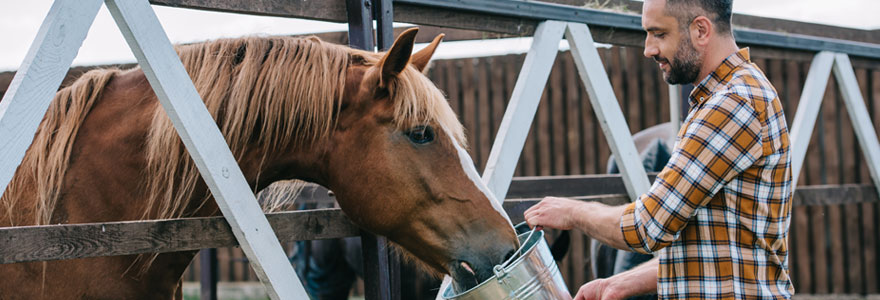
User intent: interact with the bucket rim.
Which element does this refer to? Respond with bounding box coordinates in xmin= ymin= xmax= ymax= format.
xmin=441 ymin=223 xmax=545 ymax=298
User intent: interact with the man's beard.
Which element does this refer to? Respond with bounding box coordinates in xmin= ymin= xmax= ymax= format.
xmin=655 ymin=35 xmax=701 ymax=85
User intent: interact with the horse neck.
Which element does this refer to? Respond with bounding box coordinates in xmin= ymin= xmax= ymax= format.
xmin=238 ymin=141 xmax=332 ymax=194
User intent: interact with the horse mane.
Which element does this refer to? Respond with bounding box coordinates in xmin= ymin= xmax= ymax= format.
xmin=1 ymin=69 xmax=119 ymax=226
xmin=2 ymin=34 xmax=466 ymax=226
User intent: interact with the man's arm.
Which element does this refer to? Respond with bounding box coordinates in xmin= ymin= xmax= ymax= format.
xmin=527 ymin=92 xmax=764 ymax=255
xmin=523 ymin=197 xmax=629 ymax=250
xmin=574 ymin=257 xmax=659 ymax=300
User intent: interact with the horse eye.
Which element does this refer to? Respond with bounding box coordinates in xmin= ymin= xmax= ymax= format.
xmin=406 ymin=126 xmax=434 ymax=144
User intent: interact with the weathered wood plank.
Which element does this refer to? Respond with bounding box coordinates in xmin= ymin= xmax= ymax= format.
xmin=445 ymin=60 xmax=461 ymax=118
xmin=461 ymin=58 xmax=478 ymax=163
xmin=506 ymin=173 xmax=657 ymax=199
xmin=571 ymin=230 xmax=587 ymax=286
xmin=550 ymin=56 xmax=566 ymax=174
xmin=828 ymin=205 xmax=846 ymax=293
xmin=844 ymin=203 xmax=864 ymax=294
xmin=868 ymin=202 xmax=880 ymax=294
xmin=476 ymin=58 xmax=492 ymax=168
xmin=537 ymin=65 xmax=552 ymax=176
xmin=0 ymin=183 xmax=875 ymax=265
xmin=0 ymin=209 xmax=358 ymax=264
xmin=563 ymin=53 xmax=583 ymax=175
xmin=284 ymin=177 xmax=878 ymax=207
xmin=791 ymin=205 xmax=812 ymax=292
xmin=486 ymin=56 xmax=504 ymax=159
xmin=811 ymin=205 xmax=829 ymax=294
xmin=793 ymin=184 xmax=879 ymax=206
xmin=855 ymin=68 xmax=871 ymax=184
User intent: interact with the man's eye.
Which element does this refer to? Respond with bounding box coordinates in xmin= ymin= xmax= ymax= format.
xmin=654 ymin=33 xmax=665 ymax=38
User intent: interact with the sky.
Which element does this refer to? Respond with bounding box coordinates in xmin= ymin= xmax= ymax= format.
xmin=1 ymin=0 xmax=878 ymax=71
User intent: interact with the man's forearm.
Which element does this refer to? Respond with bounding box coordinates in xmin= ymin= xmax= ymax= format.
xmin=606 ymin=256 xmax=659 ymax=297
xmin=571 ymin=201 xmax=629 ymax=250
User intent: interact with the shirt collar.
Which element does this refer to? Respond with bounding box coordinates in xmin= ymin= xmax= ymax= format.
xmin=688 ymin=48 xmax=751 ymax=107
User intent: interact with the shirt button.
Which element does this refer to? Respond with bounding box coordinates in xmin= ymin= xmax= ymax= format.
xmin=700 ymin=97 xmax=705 ymax=102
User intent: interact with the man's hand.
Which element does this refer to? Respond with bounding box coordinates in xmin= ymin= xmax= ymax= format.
xmin=524 ymin=197 xmax=630 ymax=250
xmin=573 ymin=278 xmax=623 ymax=300
xmin=523 ymin=196 xmax=582 ymax=230
xmin=574 ymin=257 xmax=660 ymax=300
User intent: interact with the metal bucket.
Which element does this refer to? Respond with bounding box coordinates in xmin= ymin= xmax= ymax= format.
xmin=441 ymin=223 xmax=572 ymax=300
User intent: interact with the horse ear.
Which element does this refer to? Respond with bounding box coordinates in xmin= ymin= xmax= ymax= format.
xmin=378 ymin=27 xmax=419 ymax=87
xmin=411 ymin=33 xmax=445 ymax=73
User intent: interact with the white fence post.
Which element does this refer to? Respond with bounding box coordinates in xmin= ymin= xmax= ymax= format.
xmin=789 ymin=51 xmax=835 ymax=188
xmin=0 ymin=0 xmax=103 ymax=197
xmin=831 ymin=53 xmax=880 ymax=198
xmin=103 ymin=0 xmax=305 ymax=298
xmin=565 ymin=22 xmax=650 ymax=198
xmin=481 ymin=20 xmax=567 ymax=202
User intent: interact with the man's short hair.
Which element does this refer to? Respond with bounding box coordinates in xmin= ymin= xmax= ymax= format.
xmin=666 ymin=0 xmax=733 ymax=36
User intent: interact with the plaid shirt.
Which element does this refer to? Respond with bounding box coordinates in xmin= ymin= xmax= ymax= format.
xmin=620 ymin=48 xmax=794 ymax=299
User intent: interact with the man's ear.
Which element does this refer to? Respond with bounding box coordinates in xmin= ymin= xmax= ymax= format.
xmin=377 ymin=27 xmax=419 ymax=87
xmin=411 ymin=33 xmax=445 ymax=73
xmin=690 ymin=16 xmax=713 ymax=46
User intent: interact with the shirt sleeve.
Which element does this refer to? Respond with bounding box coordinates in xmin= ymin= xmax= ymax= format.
xmin=620 ymin=92 xmax=764 ymax=254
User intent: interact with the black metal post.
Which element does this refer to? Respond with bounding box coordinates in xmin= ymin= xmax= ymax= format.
xmin=373 ymin=0 xmax=394 ymax=51
xmin=346 ymin=1 xmax=398 ymax=299
xmin=347 ymin=0 xmax=374 ymax=51
xmin=371 ymin=1 xmax=401 ymax=297
xmin=199 ymin=248 xmax=218 ymax=300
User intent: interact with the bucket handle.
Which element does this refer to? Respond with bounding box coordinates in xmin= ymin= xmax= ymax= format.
xmin=493 ymin=224 xmax=542 ymax=280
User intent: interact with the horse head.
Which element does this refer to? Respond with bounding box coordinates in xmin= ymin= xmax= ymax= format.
xmin=316 ymin=28 xmax=519 ymax=290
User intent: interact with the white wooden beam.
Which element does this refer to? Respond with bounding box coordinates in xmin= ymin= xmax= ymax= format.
xmin=565 ymin=22 xmax=650 ymax=198
xmin=103 ymin=1 xmax=306 ymax=299
xmin=832 ymin=53 xmax=880 ymax=198
xmin=789 ymin=51 xmax=834 ymax=188
xmin=0 ymin=0 xmax=102 ymax=197
xmin=481 ymin=20 xmax=567 ymax=202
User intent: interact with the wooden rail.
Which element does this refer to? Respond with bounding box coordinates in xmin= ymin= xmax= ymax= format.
xmin=1 ymin=177 xmax=874 ymax=265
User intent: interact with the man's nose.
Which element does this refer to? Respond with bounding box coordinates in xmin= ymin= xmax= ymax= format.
xmin=644 ymin=44 xmax=659 ymax=58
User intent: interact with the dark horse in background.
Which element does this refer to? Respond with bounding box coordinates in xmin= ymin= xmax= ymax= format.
xmin=0 ymin=28 xmax=518 ymax=299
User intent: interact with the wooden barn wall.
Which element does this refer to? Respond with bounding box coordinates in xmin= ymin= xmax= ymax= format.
xmin=3 ymin=45 xmax=880 ymax=296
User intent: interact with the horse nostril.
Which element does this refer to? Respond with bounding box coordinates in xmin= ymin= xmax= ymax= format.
xmin=460 ymin=261 xmax=476 ymax=276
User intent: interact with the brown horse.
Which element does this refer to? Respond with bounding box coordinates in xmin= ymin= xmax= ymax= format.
xmin=0 ymin=28 xmax=518 ymax=299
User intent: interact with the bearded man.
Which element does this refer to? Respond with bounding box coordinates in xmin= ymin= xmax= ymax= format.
xmin=525 ymin=0 xmax=794 ymax=299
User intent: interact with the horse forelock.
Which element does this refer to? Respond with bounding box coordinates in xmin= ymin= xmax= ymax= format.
xmin=388 ymin=67 xmax=468 ymax=149
xmin=350 ymin=48 xmax=467 ymax=149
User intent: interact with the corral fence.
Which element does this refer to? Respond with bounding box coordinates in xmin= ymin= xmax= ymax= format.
xmin=1 ymin=0 xmax=880 ymax=299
